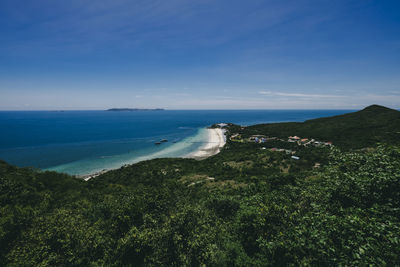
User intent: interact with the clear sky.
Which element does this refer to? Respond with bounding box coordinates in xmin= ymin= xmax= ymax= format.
xmin=0 ymin=0 xmax=399 ymax=110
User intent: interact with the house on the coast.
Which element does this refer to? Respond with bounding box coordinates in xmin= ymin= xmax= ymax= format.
xmin=288 ymin=136 xmax=300 ymax=142
xmin=249 ymin=135 xmax=266 ymax=143
xmin=314 ymin=163 xmax=321 ymax=168
xmin=284 ymin=149 xmax=292 ymax=155
xmin=230 ymin=133 xmax=241 ymax=141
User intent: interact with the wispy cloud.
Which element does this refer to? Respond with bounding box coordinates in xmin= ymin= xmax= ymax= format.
xmin=1 ymin=1 xmax=399 ymax=110
xmin=259 ymin=91 xmax=344 ymax=98
xmin=1 ymin=0 xmax=326 ymax=53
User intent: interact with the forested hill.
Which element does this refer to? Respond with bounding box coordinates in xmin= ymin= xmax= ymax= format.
xmin=245 ymin=105 xmax=400 ymax=149
xmin=1 ymin=105 xmax=400 ymax=266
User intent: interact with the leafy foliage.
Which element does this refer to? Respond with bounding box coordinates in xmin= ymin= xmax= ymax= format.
xmin=1 ymin=106 xmax=400 ymax=265
xmin=245 ymin=105 xmax=400 ymax=149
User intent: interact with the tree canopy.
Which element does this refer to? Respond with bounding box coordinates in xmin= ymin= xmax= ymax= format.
xmin=1 ymin=106 xmax=399 ymax=266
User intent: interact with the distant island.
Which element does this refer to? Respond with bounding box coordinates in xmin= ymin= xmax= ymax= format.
xmin=1 ymin=105 xmax=400 ymax=266
xmin=106 ymin=108 xmax=164 ymax=111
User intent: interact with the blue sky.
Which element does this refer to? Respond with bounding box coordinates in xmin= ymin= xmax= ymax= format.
xmin=0 ymin=0 xmax=399 ymax=110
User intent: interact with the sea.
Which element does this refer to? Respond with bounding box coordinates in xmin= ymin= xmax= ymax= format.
xmin=0 ymin=110 xmax=353 ymax=175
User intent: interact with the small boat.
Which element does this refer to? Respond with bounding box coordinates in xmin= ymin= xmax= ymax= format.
xmin=160 ymin=139 xmax=168 ymax=142
xmin=155 ymin=142 xmax=161 ymax=145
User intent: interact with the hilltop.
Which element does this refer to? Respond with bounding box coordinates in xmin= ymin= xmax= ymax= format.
xmin=243 ymin=105 xmax=400 ymax=149
xmin=0 ymin=105 xmax=399 ymax=266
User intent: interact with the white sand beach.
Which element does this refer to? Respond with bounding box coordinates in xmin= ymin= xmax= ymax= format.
xmin=186 ymin=128 xmax=226 ymax=160
xmin=80 ymin=128 xmax=226 ymax=180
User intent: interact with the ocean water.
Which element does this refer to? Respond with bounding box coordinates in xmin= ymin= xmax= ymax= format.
xmin=0 ymin=110 xmax=352 ymax=175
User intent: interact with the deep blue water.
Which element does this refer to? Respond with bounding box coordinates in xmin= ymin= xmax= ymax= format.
xmin=0 ymin=110 xmax=353 ymax=175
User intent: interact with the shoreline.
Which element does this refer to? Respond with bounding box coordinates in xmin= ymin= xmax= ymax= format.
xmin=185 ymin=128 xmax=227 ymax=160
xmin=78 ymin=127 xmax=226 ymax=181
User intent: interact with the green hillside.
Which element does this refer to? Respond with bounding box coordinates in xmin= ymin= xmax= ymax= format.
xmin=0 ymin=106 xmax=400 ymax=266
xmin=244 ymin=105 xmax=400 ymax=149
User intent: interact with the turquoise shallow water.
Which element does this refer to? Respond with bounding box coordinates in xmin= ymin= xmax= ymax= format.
xmin=46 ymin=128 xmax=209 ymax=175
xmin=0 ymin=110 xmax=352 ymax=175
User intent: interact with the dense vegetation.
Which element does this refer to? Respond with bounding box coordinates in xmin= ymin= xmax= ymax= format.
xmin=244 ymin=105 xmax=400 ymax=149
xmin=1 ymin=105 xmax=399 ymax=266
